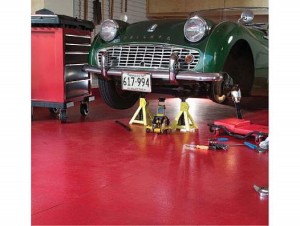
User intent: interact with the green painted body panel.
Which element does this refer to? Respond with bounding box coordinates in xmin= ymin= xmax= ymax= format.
xmin=203 ymin=21 xmax=268 ymax=79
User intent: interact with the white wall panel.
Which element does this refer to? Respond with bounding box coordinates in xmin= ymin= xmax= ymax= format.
xmin=31 ymin=0 xmax=74 ymax=16
xmin=74 ymin=0 xmax=147 ymax=24
xmin=92 ymin=0 xmax=147 ymax=41
xmin=31 ymin=0 xmax=45 ymax=14
xmin=44 ymin=0 xmax=74 ymax=16
xmin=101 ymin=0 xmax=147 ymax=23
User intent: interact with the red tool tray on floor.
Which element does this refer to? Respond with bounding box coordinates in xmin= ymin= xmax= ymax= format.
xmin=208 ymin=118 xmax=268 ymax=142
xmin=214 ymin=118 xmax=268 ymax=134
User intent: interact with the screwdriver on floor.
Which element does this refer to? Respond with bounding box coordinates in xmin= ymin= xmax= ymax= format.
xmin=184 ymin=144 xmax=210 ymax=150
xmin=244 ymin=141 xmax=267 ymax=153
xmin=184 ymin=138 xmax=228 ymax=150
xmin=184 ymin=138 xmax=230 ymax=151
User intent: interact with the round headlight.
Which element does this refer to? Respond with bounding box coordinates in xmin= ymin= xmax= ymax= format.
xmin=184 ymin=16 xmax=208 ymax=42
xmin=99 ymin=19 xmax=119 ymax=42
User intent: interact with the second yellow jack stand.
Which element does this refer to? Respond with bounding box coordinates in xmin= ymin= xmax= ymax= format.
xmin=129 ymin=97 xmax=153 ymax=126
xmin=171 ymin=98 xmax=198 ymax=132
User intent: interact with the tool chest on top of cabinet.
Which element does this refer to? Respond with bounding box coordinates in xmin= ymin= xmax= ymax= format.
xmin=31 ymin=11 xmax=95 ymax=122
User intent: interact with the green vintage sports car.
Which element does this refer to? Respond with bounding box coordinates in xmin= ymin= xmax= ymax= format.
xmin=84 ymin=8 xmax=268 ymax=109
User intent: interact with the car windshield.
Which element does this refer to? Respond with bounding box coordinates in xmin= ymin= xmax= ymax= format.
xmin=190 ymin=7 xmax=268 ymax=24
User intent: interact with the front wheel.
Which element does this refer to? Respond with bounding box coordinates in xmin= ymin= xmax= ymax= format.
xmin=98 ymin=78 xmax=140 ymax=109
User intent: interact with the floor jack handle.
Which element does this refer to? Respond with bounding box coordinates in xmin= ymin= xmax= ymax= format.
xmin=234 ymin=102 xmax=243 ymax=119
xmin=231 ymin=84 xmax=242 ymax=119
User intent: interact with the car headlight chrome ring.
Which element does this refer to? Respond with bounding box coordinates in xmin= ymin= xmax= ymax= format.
xmin=184 ymin=16 xmax=209 ymax=42
xmin=99 ymin=19 xmax=119 ymax=42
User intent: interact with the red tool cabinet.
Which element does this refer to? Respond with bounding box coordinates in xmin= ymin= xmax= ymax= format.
xmin=31 ymin=13 xmax=94 ymax=122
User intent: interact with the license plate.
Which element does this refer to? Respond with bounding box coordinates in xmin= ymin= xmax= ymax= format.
xmin=121 ymin=72 xmax=152 ymax=93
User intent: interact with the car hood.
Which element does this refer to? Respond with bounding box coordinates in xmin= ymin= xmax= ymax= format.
xmin=107 ymin=19 xmax=213 ymax=47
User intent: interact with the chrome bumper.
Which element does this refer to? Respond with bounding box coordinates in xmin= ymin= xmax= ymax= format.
xmin=83 ymin=65 xmax=222 ymax=82
xmin=83 ymin=52 xmax=223 ymax=83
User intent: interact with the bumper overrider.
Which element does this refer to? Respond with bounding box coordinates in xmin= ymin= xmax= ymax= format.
xmin=82 ymin=52 xmax=223 ymax=84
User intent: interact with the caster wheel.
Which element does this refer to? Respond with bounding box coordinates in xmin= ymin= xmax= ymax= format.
xmin=255 ymin=135 xmax=263 ymax=144
xmin=49 ymin=108 xmax=59 ymax=114
xmin=213 ymin=129 xmax=220 ymax=136
xmin=80 ymin=103 xmax=89 ymax=116
xmin=59 ymin=109 xmax=67 ymax=123
xmin=209 ymin=125 xmax=220 ymax=136
xmin=146 ymin=128 xmax=151 ymax=133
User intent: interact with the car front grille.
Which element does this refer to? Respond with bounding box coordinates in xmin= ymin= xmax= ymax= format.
xmin=97 ymin=44 xmax=200 ymax=71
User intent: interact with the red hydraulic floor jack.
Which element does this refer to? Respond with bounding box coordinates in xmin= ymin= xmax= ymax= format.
xmin=208 ymin=85 xmax=268 ymax=143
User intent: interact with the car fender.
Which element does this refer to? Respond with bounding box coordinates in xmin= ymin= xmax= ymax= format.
xmin=88 ymin=34 xmax=100 ymax=66
xmin=202 ymin=21 xmax=250 ymax=73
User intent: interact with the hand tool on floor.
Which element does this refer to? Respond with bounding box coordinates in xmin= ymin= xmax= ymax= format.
xmin=185 ymin=137 xmax=236 ymax=151
xmin=209 ymin=142 xmax=228 ymax=151
xmin=244 ymin=141 xmax=267 ymax=153
xmin=208 ymin=137 xmax=229 ymax=142
xmin=184 ymin=142 xmax=229 ymax=151
xmin=184 ymin=144 xmax=209 ymax=150
xmin=253 ymin=184 xmax=269 ymax=198
xmin=115 ymin=120 xmax=132 ymax=131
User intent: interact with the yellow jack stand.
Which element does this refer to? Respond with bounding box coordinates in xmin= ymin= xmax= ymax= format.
xmin=171 ymin=98 xmax=198 ymax=132
xmin=129 ymin=97 xmax=153 ymax=126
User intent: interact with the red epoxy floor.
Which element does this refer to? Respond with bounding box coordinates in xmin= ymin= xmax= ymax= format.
xmin=31 ymin=90 xmax=268 ymax=225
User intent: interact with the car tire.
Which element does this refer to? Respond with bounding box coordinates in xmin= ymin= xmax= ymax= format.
xmin=98 ymin=78 xmax=140 ymax=109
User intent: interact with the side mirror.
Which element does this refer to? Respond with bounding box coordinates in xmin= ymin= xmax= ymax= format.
xmin=239 ymin=10 xmax=254 ymax=24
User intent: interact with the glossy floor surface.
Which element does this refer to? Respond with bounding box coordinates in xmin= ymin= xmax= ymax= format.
xmin=31 ymin=91 xmax=269 ymax=225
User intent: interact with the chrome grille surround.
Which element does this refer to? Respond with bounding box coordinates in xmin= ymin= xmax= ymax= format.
xmin=96 ymin=44 xmax=200 ymax=71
